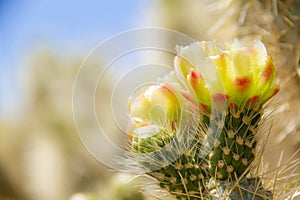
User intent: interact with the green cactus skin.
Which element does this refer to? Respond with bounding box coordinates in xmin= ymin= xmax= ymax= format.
xmin=200 ymin=106 xmax=273 ymax=199
xmin=130 ymin=106 xmax=274 ymax=199
xmin=132 ymin=125 xmax=209 ymax=199
xmin=127 ymin=37 xmax=283 ymax=199
xmin=130 ymin=107 xmax=274 ymax=199
xmin=151 ymin=155 xmax=205 ymax=199
xmin=203 ymin=106 xmax=261 ymax=180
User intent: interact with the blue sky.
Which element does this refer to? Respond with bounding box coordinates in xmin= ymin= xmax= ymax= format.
xmin=0 ymin=0 xmax=151 ymax=118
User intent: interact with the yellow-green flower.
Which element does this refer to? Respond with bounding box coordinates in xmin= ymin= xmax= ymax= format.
xmin=127 ymin=84 xmax=180 ymax=153
xmin=125 ymin=40 xmax=285 ymax=199
xmin=128 ymin=84 xmax=180 ymax=128
xmin=174 ymin=40 xmax=280 ymax=111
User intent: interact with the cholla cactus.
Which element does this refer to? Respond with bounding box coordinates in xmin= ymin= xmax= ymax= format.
xmin=176 ymin=40 xmax=279 ymax=181
xmin=125 ymin=40 xmax=299 ymax=199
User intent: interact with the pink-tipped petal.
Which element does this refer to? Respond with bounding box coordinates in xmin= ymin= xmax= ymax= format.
xmin=212 ymin=93 xmax=230 ymax=104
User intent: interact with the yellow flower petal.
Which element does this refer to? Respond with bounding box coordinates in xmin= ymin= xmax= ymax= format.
xmin=129 ymin=84 xmax=181 ymax=126
xmin=174 ymin=40 xmax=278 ymax=109
xmin=187 ymin=69 xmax=211 ymax=108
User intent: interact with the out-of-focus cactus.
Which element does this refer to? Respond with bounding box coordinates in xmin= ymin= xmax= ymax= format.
xmin=125 ymin=40 xmax=299 ymax=199
xmin=107 ymin=173 xmax=145 ymax=200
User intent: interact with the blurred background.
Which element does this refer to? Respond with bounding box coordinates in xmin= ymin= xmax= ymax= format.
xmin=0 ymin=0 xmax=299 ymax=200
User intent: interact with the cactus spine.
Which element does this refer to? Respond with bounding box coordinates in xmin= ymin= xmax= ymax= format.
xmin=126 ymin=40 xmax=280 ymax=199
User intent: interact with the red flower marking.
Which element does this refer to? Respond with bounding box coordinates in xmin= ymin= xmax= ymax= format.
xmin=234 ymin=77 xmax=251 ymax=92
xmin=268 ymin=86 xmax=280 ymax=100
xmin=248 ymin=95 xmax=259 ymax=103
xmin=190 ymin=69 xmax=202 ymax=79
xmin=213 ymin=93 xmax=229 ymax=104
xmin=200 ymin=102 xmax=209 ymax=114
xmin=189 ymin=69 xmax=203 ymax=88
xmin=261 ymin=60 xmax=274 ymax=82
xmin=263 ymin=86 xmax=280 ymax=103
xmin=182 ymin=92 xmax=193 ymax=102
xmin=272 ymin=87 xmax=280 ymax=96
xmin=246 ymin=95 xmax=259 ymax=107
xmin=181 ymin=92 xmax=199 ymax=112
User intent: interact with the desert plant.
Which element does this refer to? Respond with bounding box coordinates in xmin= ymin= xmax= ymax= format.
xmin=124 ymin=40 xmax=300 ymax=199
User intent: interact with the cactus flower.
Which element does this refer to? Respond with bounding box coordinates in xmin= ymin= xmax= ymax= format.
xmin=128 ymin=84 xmax=181 ymax=152
xmin=126 ymin=40 xmax=281 ymax=199
xmin=128 ymin=84 xmax=180 ymax=127
xmin=175 ymin=40 xmax=280 ymax=111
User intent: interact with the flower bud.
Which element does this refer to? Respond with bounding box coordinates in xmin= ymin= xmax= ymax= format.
xmin=128 ymin=84 xmax=181 ymax=127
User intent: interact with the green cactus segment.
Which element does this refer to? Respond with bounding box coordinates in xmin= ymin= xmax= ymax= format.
xmin=131 ymin=125 xmax=208 ymax=199
xmin=150 ymin=150 xmax=207 ymax=200
xmin=132 ymin=125 xmax=171 ymax=154
xmin=126 ymin=40 xmax=282 ymax=199
xmin=204 ymin=107 xmax=261 ymax=180
xmin=208 ymin=178 xmax=273 ymax=200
